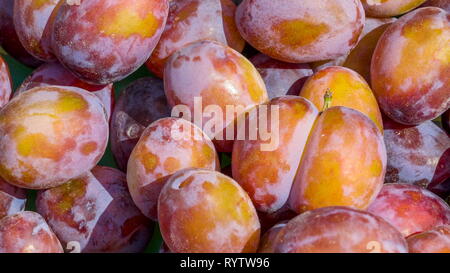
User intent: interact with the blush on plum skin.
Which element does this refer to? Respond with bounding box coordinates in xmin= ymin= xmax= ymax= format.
xmin=273 ymin=206 xmax=408 ymax=253
xmin=250 ymin=54 xmax=313 ymax=99
xmin=371 ymin=7 xmax=450 ymax=125
xmin=164 ymin=40 xmax=268 ymax=153
xmin=36 ymin=167 xmax=152 ymax=253
xmin=0 ymin=86 xmax=109 ymax=189
xmin=13 ymin=0 xmax=59 ymax=61
xmin=288 ymin=106 xmax=386 ymax=214
xmin=343 ymin=21 xmax=395 ymax=84
xmin=16 ymin=62 xmax=114 ymax=120
xmin=421 ymin=0 xmax=450 ymax=12
xmin=146 ymin=0 xmax=245 ymax=78
xmin=258 ymin=221 xmax=287 ymax=253
xmin=0 ymin=211 xmax=63 ymax=253
xmin=235 ymin=0 xmax=365 ymax=63
xmin=232 ymin=96 xmax=319 ymax=213
xmin=368 ymin=184 xmax=450 ymax=237
xmin=0 ymin=0 xmax=43 ymax=67
xmin=158 ymin=168 xmax=261 ymax=253
xmin=299 ymin=66 xmax=383 ymax=132
xmin=0 ymin=178 xmax=27 ymax=220
xmin=0 ymin=55 xmax=12 ymax=108
xmin=383 ymin=118 xmax=450 ymax=197
xmin=126 ymin=118 xmax=220 ymax=221
xmin=407 ymin=225 xmax=450 ymax=253
xmin=111 ymin=77 xmax=171 ymax=171
xmin=51 ymin=0 xmax=169 ymax=85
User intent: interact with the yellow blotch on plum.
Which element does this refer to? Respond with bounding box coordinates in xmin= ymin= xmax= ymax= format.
xmin=54 ymin=178 xmax=87 ymax=214
xmin=274 ymin=19 xmax=329 ymax=47
xmin=100 ymin=8 xmax=159 ymax=38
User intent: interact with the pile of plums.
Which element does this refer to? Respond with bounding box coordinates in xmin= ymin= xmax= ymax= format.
xmin=0 ymin=0 xmax=448 ymax=253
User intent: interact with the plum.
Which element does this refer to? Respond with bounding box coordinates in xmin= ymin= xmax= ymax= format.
xmin=371 ymin=7 xmax=450 ymax=125
xmin=158 ymin=168 xmax=260 ymax=253
xmin=17 ymin=62 xmax=114 ymax=119
xmin=288 ymin=106 xmax=386 ymax=213
xmin=36 ymin=167 xmax=152 ymax=253
xmin=0 ymin=211 xmax=63 ymax=253
xmin=368 ymin=184 xmax=450 ymax=237
xmin=361 ymin=0 xmax=428 ymax=17
xmin=235 ymin=0 xmax=365 ymax=63
xmin=0 ymin=86 xmax=109 ymax=189
xmin=250 ymin=54 xmax=313 ymax=99
xmin=273 ymin=206 xmax=408 ymax=253
xmin=164 ymin=40 xmax=268 ymax=152
xmin=111 ymin=77 xmax=170 ymax=171
xmin=0 ymin=178 xmax=27 ymax=220
xmin=232 ymin=96 xmax=319 ymax=213
xmin=51 ymin=0 xmax=169 ymax=84
xmin=299 ymin=66 xmax=383 ymax=131
xmin=233 ymin=97 xmax=385 ymax=215
xmin=146 ymin=0 xmax=245 ymax=78
xmin=127 ymin=117 xmax=220 ymax=220
xmin=407 ymin=225 xmax=450 ymax=253
xmin=383 ymin=118 xmax=450 ymax=198
xmin=0 ymin=0 xmax=43 ymax=67
xmin=0 ymin=55 xmax=12 ymax=108
xmin=13 ymin=0 xmax=59 ymax=61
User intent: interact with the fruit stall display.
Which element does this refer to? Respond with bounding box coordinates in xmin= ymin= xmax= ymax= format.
xmin=0 ymin=0 xmax=448 ymax=253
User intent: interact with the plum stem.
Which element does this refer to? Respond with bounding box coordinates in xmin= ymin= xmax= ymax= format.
xmin=322 ymin=89 xmax=333 ymax=112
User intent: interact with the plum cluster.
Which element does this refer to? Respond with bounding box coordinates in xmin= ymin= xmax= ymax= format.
xmin=0 ymin=0 xmax=448 ymax=253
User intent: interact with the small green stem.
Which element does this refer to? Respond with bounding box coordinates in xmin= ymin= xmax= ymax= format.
xmin=322 ymin=89 xmax=333 ymax=112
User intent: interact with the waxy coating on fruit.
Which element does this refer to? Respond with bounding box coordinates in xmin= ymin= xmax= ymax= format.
xmin=371 ymin=7 xmax=450 ymax=125
xmin=273 ymin=206 xmax=408 ymax=253
xmin=164 ymin=40 xmax=268 ymax=152
xmin=111 ymin=77 xmax=171 ymax=171
xmin=235 ymin=0 xmax=365 ymax=63
xmin=127 ymin=117 xmax=220 ymax=220
xmin=311 ymin=17 xmax=396 ymax=73
xmin=0 ymin=0 xmax=43 ymax=67
xmin=258 ymin=221 xmax=287 ymax=253
xmin=368 ymin=184 xmax=450 ymax=237
xmin=37 ymin=167 xmax=152 ymax=253
xmin=0 ymin=178 xmax=27 ymax=220
xmin=421 ymin=0 xmax=450 ymax=12
xmin=288 ymin=106 xmax=386 ymax=213
xmin=407 ymin=225 xmax=450 ymax=253
xmin=17 ymin=62 xmax=114 ymax=119
xmin=232 ymin=96 xmax=319 ymax=213
xmin=0 ymin=55 xmax=12 ymax=108
xmin=343 ymin=20 xmax=395 ymax=84
xmin=250 ymin=53 xmax=313 ymax=99
xmin=158 ymin=168 xmax=260 ymax=253
xmin=51 ymin=0 xmax=169 ymax=84
xmin=299 ymin=66 xmax=383 ymax=132
xmin=13 ymin=0 xmax=59 ymax=61
xmin=147 ymin=0 xmax=245 ymax=78
xmin=0 ymin=211 xmax=63 ymax=253
xmin=0 ymin=86 xmax=109 ymax=189
xmin=383 ymin=118 xmax=450 ymax=197
xmin=361 ymin=0 xmax=428 ymax=17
